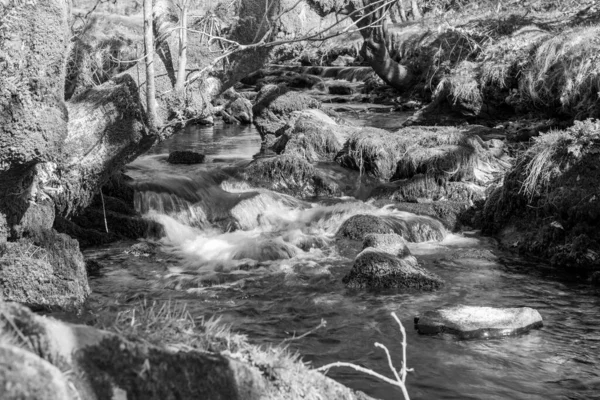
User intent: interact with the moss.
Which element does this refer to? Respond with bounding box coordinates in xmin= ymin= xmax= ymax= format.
xmin=342 ymin=249 xmax=443 ymax=290
xmin=239 ymin=155 xmax=340 ymax=198
xmin=483 ymin=119 xmax=600 ymax=270
xmin=272 ymin=110 xmax=343 ymax=162
xmin=336 ymin=213 xmax=445 ymax=243
xmin=337 ymin=125 xmax=509 ymax=184
xmin=253 ymin=85 xmax=321 ymax=138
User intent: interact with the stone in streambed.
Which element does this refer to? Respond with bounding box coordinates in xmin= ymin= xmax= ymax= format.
xmin=415 ymin=305 xmax=543 ymax=339
xmin=362 ymin=233 xmax=410 ymax=257
xmin=336 ymin=214 xmax=445 ymax=242
xmin=343 ymin=248 xmax=443 ymax=290
xmin=232 ymin=239 xmax=298 ymax=262
xmin=167 ymin=151 xmax=205 ymax=164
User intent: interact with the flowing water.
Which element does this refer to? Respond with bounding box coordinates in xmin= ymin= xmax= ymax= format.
xmin=82 ymin=102 xmax=600 ymax=400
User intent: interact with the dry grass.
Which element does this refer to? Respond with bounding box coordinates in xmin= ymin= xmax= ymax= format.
xmin=340 ymin=126 xmax=507 ymax=184
xmin=480 ymin=25 xmax=550 ymax=87
xmin=520 ymin=26 xmax=600 ymax=118
xmin=100 ymin=300 xmax=348 ymax=399
xmin=519 ymin=119 xmax=600 ymax=200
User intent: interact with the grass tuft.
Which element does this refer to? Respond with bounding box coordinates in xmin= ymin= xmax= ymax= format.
xmin=519 ymin=119 xmax=600 ymax=200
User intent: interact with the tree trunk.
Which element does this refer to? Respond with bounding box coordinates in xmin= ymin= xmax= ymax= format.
xmin=144 ymin=0 xmax=157 ymax=129
xmin=399 ymin=0 xmax=408 ymax=22
xmin=175 ymin=5 xmax=188 ymax=92
xmin=349 ymin=1 xmax=414 ymax=91
xmin=411 ymin=0 xmax=422 ymax=20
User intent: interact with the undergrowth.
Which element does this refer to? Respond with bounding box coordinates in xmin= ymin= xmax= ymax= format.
xmin=519 ymin=119 xmax=600 ymax=200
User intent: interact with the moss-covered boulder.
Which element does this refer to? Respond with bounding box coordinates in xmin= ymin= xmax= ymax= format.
xmin=272 ymin=110 xmax=344 ymax=161
xmin=336 ymin=214 xmax=445 ymax=243
xmin=0 ymin=230 xmax=90 ymax=311
xmin=0 ymin=301 xmax=374 ymax=400
xmin=362 ymin=233 xmax=410 ymax=257
xmin=223 ymin=97 xmax=254 ymax=124
xmin=369 ymin=175 xmax=486 ymax=203
xmin=482 ymin=119 xmax=600 ymax=270
xmin=252 ymin=85 xmax=321 ymax=140
xmin=337 ymin=125 xmax=509 ymax=184
xmin=236 ymin=155 xmax=340 ymax=199
xmin=343 ymin=248 xmax=443 ymax=290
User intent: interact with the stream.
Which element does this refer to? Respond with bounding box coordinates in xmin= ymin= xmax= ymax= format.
xmin=82 ymin=96 xmax=600 ymax=400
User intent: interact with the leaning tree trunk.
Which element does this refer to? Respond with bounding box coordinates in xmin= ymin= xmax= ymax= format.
xmin=399 ymin=0 xmax=408 ymax=22
xmin=348 ymin=0 xmax=414 ymax=91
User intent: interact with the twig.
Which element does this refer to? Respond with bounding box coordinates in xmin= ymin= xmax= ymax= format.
xmin=316 ymin=312 xmax=411 ymax=400
xmin=282 ymin=319 xmax=327 ymax=343
xmin=100 ymin=189 xmax=109 ymax=233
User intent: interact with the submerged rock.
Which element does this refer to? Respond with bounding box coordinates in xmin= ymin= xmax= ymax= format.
xmin=416 ymin=305 xmax=543 ymax=339
xmin=336 ymin=214 xmax=445 ymax=242
xmin=167 ymin=151 xmax=206 ymax=164
xmin=343 ymin=248 xmax=443 ymax=290
xmin=233 ymin=239 xmax=298 ymax=262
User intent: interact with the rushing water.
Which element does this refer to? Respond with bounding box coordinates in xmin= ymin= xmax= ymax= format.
xmin=83 ymin=107 xmax=600 ymax=400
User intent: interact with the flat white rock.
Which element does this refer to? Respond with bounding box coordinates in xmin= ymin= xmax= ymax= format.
xmin=416 ymin=305 xmax=543 ymax=339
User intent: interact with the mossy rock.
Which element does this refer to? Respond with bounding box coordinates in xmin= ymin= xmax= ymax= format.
xmin=238 ymin=155 xmax=340 ymax=199
xmin=337 ymin=214 xmax=445 ymax=243
xmin=362 ymin=233 xmax=410 ymax=257
xmin=482 ymin=119 xmax=600 ymax=270
xmin=343 ymin=249 xmax=443 ymax=290
xmin=272 ymin=110 xmax=343 ymax=162
xmin=253 ymin=85 xmax=321 ymax=140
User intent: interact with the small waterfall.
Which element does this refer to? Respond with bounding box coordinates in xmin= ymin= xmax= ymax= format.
xmin=135 ymin=191 xmax=209 ymax=228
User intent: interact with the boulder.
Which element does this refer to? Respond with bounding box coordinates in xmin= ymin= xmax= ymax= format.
xmin=233 ymin=239 xmax=298 ymax=262
xmin=337 ymin=215 xmax=395 ymax=240
xmin=223 ymin=97 xmax=253 ymax=124
xmin=342 ymin=248 xmax=443 ymax=290
xmin=0 ymin=230 xmax=90 ymax=311
xmin=0 ymin=345 xmax=76 ymax=400
xmin=415 ymin=305 xmax=544 ymax=339
xmin=235 ymin=155 xmax=340 ymax=199
xmin=336 ymin=125 xmax=510 ymax=186
xmin=271 ymin=110 xmax=344 ymax=162
xmin=362 ymin=233 xmax=410 ymax=257
xmin=252 ymin=85 xmax=321 ymax=140
xmin=336 ymin=214 xmax=445 ymax=242
xmin=167 ymin=151 xmax=206 ymax=165
xmin=369 ymin=176 xmax=486 ymax=203
xmin=0 ymin=301 xmax=374 ymax=400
